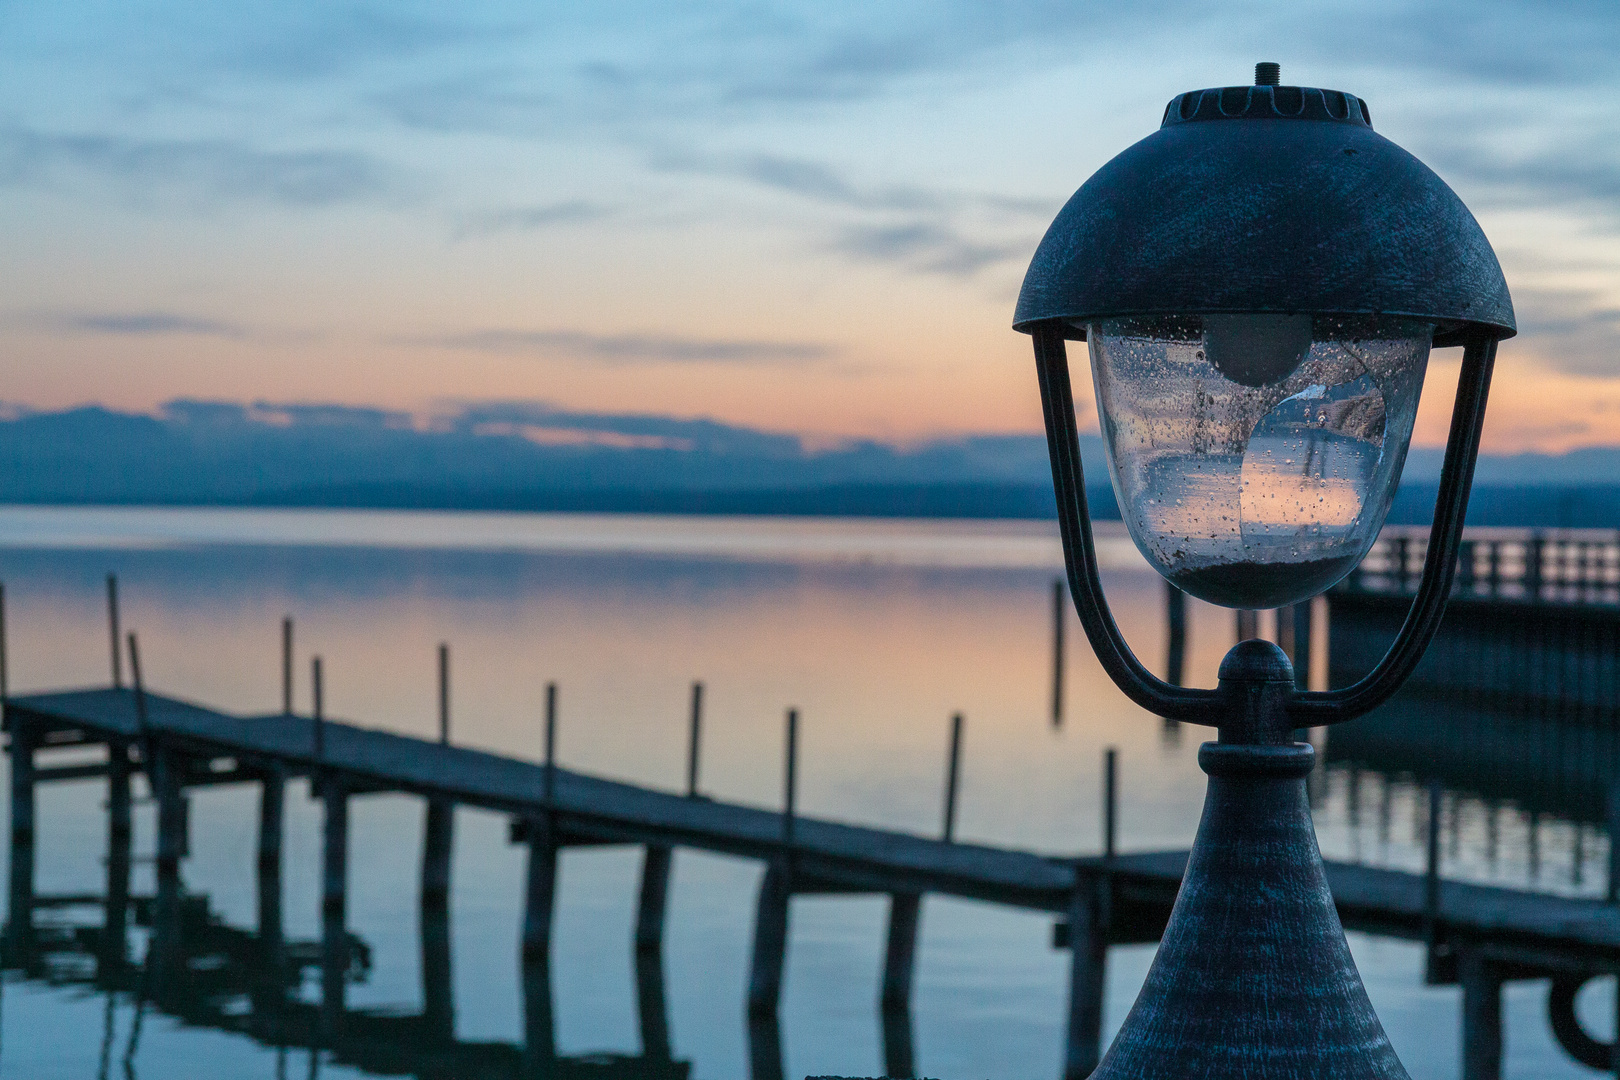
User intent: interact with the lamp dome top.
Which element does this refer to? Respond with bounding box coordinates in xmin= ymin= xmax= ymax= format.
xmin=1014 ymin=67 xmax=1515 ymax=348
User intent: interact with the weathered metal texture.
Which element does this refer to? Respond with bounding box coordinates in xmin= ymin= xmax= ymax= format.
xmin=1093 ymin=738 xmax=1407 ymax=1078
xmin=1015 ymin=79 xmax=1515 ymax=346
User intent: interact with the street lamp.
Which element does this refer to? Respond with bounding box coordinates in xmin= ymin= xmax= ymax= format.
xmin=1015 ymin=64 xmax=1513 ymax=1075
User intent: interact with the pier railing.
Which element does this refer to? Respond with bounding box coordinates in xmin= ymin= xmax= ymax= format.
xmin=1344 ymin=526 xmax=1620 ymax=605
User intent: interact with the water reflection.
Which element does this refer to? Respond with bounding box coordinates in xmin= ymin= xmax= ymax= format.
xmin=9 ymin=888 xmax=690 ymax=1080
xmin=0 ymin=510 xmax=1609 ymax=1078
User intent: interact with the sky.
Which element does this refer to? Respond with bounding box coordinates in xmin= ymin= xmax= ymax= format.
xmin=2 ymin=1 xmax=1619 ymax=453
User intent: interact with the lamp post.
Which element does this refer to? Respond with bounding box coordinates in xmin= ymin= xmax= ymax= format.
xmin=1015 ymin=64 xmax=1513 ymax=1075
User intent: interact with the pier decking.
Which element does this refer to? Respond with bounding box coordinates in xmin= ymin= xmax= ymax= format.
xmin=7 ymin=685 xmax=1620 ymax=1078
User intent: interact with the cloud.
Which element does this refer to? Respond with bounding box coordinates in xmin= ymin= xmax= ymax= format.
xmin=61 ymin=311 xmax=249 ymax=338
xmin=1502 ymin=287 xmax=1620 ymax=376
xmin=406 ymin=328 xmax=836 ymax=365
xmin=832 ymin=221 xmax=1025 ymax=277
xmin=652 ymin=150 xmax=1047 ymax=277
xmin=443 ymin=400 xmax=804 ymax=456
xmin=451 ymin=199 xmax=612 ymax=240
xmin=0 ymin=123 xmax=394 ymax=209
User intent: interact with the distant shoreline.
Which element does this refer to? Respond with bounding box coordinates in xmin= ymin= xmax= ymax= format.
xmin=1 ymin=481 xmax=1618 ymax=527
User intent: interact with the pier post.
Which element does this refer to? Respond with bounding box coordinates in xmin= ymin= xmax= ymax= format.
xmin=522 ymin=816 xmax=558 ymax=960
xmin=943 ymin=712 xmax=963 ymax=843
xmin=421 ymin=898 xmax=454 ymax=1043
xmin=103 ymin=740 xmax=133 ymax=972
xmin=1103 ymin=748 xmax=1118 ymax=860
xmin=881 ymin=996 xmax=917 ymax=1080
xmin=5 ymin=711 xmax=35 ymax=966
xmin=747 ymin=860 xmax=791 ymax=1016
xmin=1458 ymin=948 xmax=1503 ymax=1080
xmin=107 ymin=574 xmax=123 ymax=688
xmin=1164 ymin=583 xmax=1186 ymax=686
xmin=257 ymin=764 xmax=285 ymax=952
xmin=635 ymin=844 xmax=672 ymax=954
xmin=320 ymin=777 xmax=349 ymax=1033
xmin=687 ymin=681 xmax=703 ymax=798
xmin=880 ymin=892 xmax=921 ymax=1012
xmin=1291 ymin=600 xmax=1313 ymax=690
xmin=520 ymin=950 xmax=556 ymax=1077
xmin=1052 ymin=578 xmax=1066 ymax=726
xmin=748 ymin=1010 xmax=785 ymax=1080
xmin=635 ymin=919 xmax=673 ymax=1061
xmin=1607 ymin=783 xmax=1620 ymax=904
xmin=422 ymin=647 xmax=455 ymax=913
xmin=1235 ymin=608 xmax=1259 ymax=642
xmin=281 ymin=617 xmax=293 ymax=714
xmin=1526 ymin=532 xmax=1545 ymax=601
xmin=152 ymin=741 xmax=189 ymax=999
xmin=1063 ymin=878 xmax=1108 ymax=1080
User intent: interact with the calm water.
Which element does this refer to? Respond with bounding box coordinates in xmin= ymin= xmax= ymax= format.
xmin=0 ymin=507 xmax=1607 ymax=1079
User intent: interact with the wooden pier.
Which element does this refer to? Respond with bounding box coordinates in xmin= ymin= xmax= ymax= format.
xmin=7 ymin=679 xmax=1620 ymax=1079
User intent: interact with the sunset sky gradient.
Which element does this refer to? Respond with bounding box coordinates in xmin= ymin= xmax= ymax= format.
xmin=3 ymin=1 xmax=1618 ymax=453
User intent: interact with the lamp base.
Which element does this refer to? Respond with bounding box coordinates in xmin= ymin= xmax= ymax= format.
xmin=1092 ymin=739 xmax=1408 ymax=1078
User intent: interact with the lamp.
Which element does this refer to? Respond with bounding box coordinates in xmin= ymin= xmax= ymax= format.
xmin=1015 ymin=64 xmax=1513 ymax=1076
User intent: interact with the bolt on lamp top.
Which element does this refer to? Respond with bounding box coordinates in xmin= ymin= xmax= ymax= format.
xmin=1016 ymin=67 xmax=1514 ymax=609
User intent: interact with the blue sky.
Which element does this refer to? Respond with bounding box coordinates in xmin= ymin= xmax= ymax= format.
xmin=3 ymin=1 xmax=1618 ymax=450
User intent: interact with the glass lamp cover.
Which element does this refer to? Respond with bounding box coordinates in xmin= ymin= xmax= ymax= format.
xmin=1087 ymin=313 xmax=1432 ymax=609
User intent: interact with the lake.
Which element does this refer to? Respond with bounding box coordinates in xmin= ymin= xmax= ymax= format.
xmin=0 ymin=507 xmax=1607 ymax=1079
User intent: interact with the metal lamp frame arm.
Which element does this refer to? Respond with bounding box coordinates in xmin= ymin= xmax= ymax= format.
xmin=1034 ymin=326 xmax=1498 ymax=729
xmin=1288 ymin=337 xmax=1497 ymax=725
xmin=1034 ymin=327 xmax=1217 ymax=721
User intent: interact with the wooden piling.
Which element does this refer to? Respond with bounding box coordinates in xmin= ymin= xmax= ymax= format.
xmin=421 ymin=898 xmax=455 ymax=1043
xmin=1052 ymin=578 xmax=1066 ymax=726
xmin=747 ymin=860 xmax=791 ymax=1016
xmin=1235 ymin=608 xmax=1259 ymax=642
xmin=107 ymin=574 xmax=122 ymax=689
xmin=152 ymin=742 xmax=188 ymax=997
xmin=1526 ymin=532 xmax=1545 ymax=601
xmin=782 ymin=708 xmax=798 ymax=848
xmin=1291 ymin=600 xmax=1313 ymax=690
xmin=635 ymin=844 xmax=672 ymax=954
xmin=320 ymin=777 xmax=349 ymax=1032
xmin=103 ymin=740 xmax=132 ymax=971
xmin=1458 ymin=948 xmax=1502 ymax=1080
xmin=1424 ymin=777 xmax=1442 ymax=956
xmin=942 ymin=712 xmax=963 ymax=843
xmin=880 ymin=891 xmax=921 ymax=1013
xmin=0 ymin=582 xmax=9 ymax=702
xmin=1063 ymin=880 xmax=1107 ymax=1080
xmin=520 ymin=951 xmax=557 ymax=1075
xmin=687 ymin=681 xmax=703 ymax=798
xmin=6 ymin=710 xmax=35 ymax=964
xmin=256 ymin=763 xmax=285 ymax=953
xmin=521 ymin=816 xmax=558 ymax=960
xmin=1164 ymin=583 xmax=1186 ymax=686
xmin=422 ymin=645 xmax=454 ymax=912
xmin=544 ymin=682 xmax=557 ymax=803
xmin=635 ymin=926 xmax=673 ymax=1061
xmin=1608 ymin=783 xmax=1620 ymax=904
xmin=880 ymin=995 xmax=916 ymax=1080
xmin=748 ymin=1010 xmax=786 ymax=1080
xmin=422 ymin=801 xmax=454 ymax=912
xmin=312 ymin=656 xmax=325 ymax=760
xmin=281 ymin=618 xmax=293 ymax=715
xmin=1103 ymin=748 xmax=1118 ymax=860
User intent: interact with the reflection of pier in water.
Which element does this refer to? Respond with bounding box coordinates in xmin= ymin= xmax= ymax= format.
xmin=15 ymin=888 xmax=693 ymax=1079
xmin=1326 ymin=527 xmax=1620 ymax=876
